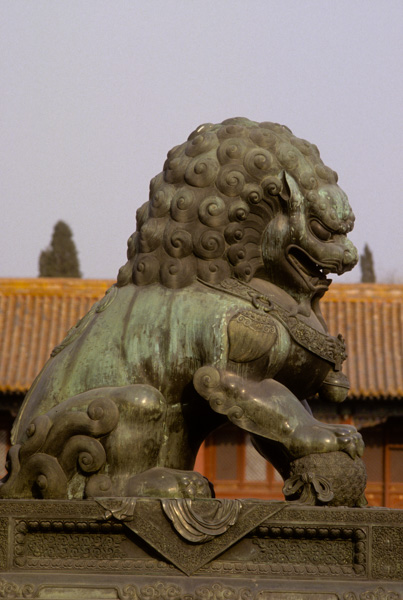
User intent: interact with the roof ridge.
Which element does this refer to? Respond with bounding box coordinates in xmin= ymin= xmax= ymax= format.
xmin=0 ymin=278 xmax=115 ymax=296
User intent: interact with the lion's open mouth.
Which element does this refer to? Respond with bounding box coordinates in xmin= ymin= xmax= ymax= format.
xmin=287 ymin=246 xmax=336 ymax=289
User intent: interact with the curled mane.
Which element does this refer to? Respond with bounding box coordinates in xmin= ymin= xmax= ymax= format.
xmin=117 ymin=117 xmax=340 ymax=289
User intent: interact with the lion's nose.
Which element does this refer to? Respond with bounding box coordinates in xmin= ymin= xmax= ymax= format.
xmin=342 ymin=243 xmax=358 ymax=271
xmin=343 ymin=250 xmax=354 ymax=265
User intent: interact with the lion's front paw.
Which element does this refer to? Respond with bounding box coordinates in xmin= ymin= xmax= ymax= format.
xmin=291 ymin=423 xmax=364 ymax=460
xmin=329 ymin=424 xmax=364 ymax=459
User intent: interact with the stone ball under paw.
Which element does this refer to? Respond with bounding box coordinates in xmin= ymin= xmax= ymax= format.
xmin=283 ymin=451 xmax=367 ymax=507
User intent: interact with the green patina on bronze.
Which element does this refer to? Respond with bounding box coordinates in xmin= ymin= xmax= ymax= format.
xmin=2 ymin=118 xmax=366 ymax=506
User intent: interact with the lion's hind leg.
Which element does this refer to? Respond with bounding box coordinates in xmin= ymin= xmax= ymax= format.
xmin=0 ymin=384 xmax=169 ymax=499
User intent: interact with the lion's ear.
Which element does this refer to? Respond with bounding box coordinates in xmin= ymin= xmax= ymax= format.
xmin=280 ymin=172 xmax=304 ymax=209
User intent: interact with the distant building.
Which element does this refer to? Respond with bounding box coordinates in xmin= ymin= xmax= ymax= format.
xmin=1 ymin=279 xmax=402 ymax=507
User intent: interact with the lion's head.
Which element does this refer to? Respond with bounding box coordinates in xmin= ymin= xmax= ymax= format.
xmin=117 ymin=118 xmax=358 ymax=298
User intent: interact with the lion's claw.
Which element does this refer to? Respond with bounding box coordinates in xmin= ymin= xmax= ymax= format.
xmin=338 ymin=432 xmax=364 ymax=459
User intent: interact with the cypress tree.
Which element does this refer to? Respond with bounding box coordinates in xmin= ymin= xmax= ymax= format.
xmin=360 ymin=243 xmax=376 ymax=283
xmin=39 ymin=221 xmax=82 ymax=277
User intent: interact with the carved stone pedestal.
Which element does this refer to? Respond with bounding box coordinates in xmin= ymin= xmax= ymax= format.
xmin=0 ymin=499 xmax=401 ymax=599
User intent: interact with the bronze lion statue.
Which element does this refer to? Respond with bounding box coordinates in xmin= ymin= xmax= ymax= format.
xmin=2 ymin=118 xmax=366 ymax=506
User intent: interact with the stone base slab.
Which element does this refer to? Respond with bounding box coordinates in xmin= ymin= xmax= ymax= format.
xmin=0 ymin=499 xmax=402 ymax=599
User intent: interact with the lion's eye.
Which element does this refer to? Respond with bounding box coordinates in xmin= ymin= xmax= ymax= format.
xmin=310 ymin=220 xmax=332 ymax=241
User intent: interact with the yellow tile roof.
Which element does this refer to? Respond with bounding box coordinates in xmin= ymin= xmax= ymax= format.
xmin=321 ymin=284 xmax=403 ymax=399
xmin=0 ymin=278 xmax=114 ymax=394
xmin=0 ymin=279 xmax=402 ymax=398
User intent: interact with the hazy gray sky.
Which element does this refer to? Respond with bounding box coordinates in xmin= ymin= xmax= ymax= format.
xmin=2 ymin=1 xmax=403 ymax=282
